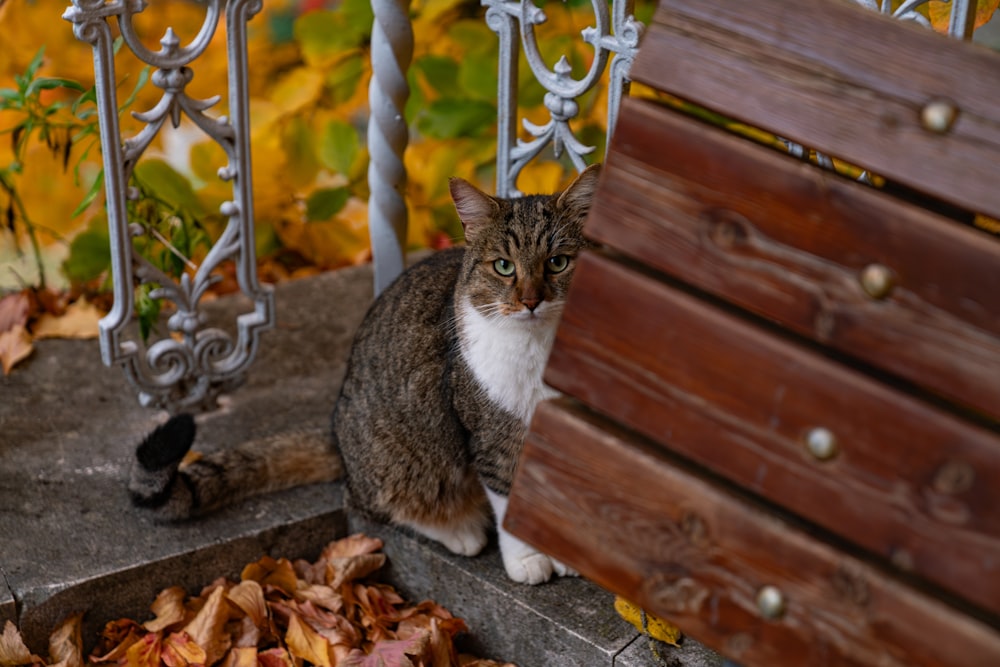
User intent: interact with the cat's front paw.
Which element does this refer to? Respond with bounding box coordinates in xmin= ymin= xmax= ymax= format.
xmin=498 ymin=532 xmax=573 ymax=585
xmin=440 ymin=525 xmax=489 ymax=557
xmin=551 ymin=558 xmax=579 ymax=578
xmin=404 ymin=519 xmax=488 ymax=557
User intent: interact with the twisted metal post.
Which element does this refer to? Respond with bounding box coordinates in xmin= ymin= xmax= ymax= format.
xmin=63 ymin=0 xmax=274 ymax=412
xmin=483 ymin=0 xmax=643 ymax=197
xmin=368 ymin=0 xmax=414 ymax=294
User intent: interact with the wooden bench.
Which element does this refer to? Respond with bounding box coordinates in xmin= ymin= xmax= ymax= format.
xmin=506 ymin=0 xmax=1000 ymax=664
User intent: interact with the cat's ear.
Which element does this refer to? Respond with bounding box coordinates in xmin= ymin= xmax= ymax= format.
xmin=556 ymin=163 xmax=601 ymax=216
xmin=450 ymin=177 xmax=500 ymax=244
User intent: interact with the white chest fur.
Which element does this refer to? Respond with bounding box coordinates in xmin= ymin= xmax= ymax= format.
xmin=457 ymin=298 xmax=560 ymax=425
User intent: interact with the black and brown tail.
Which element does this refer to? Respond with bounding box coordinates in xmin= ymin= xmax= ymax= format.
xmin=128 ymin=414 xmax=343 ymax=521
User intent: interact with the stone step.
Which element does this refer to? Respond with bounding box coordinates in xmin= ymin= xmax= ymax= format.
xmin=349 ymin=513 xmax=725 ymax=667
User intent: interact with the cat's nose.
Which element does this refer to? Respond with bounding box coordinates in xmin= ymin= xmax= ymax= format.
xmin=520 ymin=296 xmax=541 ymax=312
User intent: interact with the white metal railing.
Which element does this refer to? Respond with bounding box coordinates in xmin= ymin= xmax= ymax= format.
xmin=64 ymin=0 xmax=982 ymax=413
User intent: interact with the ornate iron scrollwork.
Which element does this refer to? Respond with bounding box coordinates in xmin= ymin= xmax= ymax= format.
xmin=63 ymin=0 xmax=274 ymax=412
xmin=484 ymin=0 xmax=643 ymax=197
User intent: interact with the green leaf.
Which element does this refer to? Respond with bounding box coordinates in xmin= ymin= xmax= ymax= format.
xmin=72 ymin=170 xmax=104 ymax=218
xmin=416 ymin=98 xmax=496 ymax=139
xmin=26 ymin=78 xmax=85 ymax=96
xmin=133 ymin=159 xmax=205 ymax=217
xmin=136 ymin=283 xmax=161 ymax=342
xmin=294 ymin=7 xmax=370 ymax=68
xmin=326 ymin=53 xmax=364 ymax=105
xmin=281 ymin=117 xmax=320 ymax=187
xmin=319 ymin=121 xmax=359 ymax=176
xmin=458 ymin=51 xmax=498 ymax=102
xmin=416 ymin=55 xmax=460 ymax=94
xmin=62 ymin=225 xmax=111 ymax=284
xmin=306 ymin=187 xmax=351 ymax=222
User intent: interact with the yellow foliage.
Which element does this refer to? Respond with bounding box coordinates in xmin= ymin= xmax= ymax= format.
xmin=613 ymin=596 xmax=683 ymax=647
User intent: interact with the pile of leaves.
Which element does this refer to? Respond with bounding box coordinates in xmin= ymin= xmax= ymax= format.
xmin=0 ymin=535 xmax=514 ymax=667
xmin=0 ymin=287 xmax=102 ymax=374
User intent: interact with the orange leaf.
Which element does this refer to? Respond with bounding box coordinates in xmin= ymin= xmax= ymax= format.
xmin=161 ymin=633 xmax=207 ymax=667
xmin=125 ymin=633 xmax=162 ymax=667
xmin=927 ymin=0 xmax=1000 ymax=32
xmin=182 ymin=586 xmax=231 ymax=666
xmin=32 ymin=298 xmax=101 ymax=340
xmin=0 ymin=325 xmax=33 ymax=375
xmin=284 ymin=612 xmax=331 ymax=667
xmin=219 ymin=647 xmax=258 ymax=667
xmin=240 ymin=556 xmax=299 ymax=594
xmin=90 ymin=620 xmax=143 ymax=663
xmin=257 ymin=648 xmax=293 ymax=667
xmin=144 ymin=587 xmax=188 ymax=633
xmin=226 ymin=581 xmax=268 ymax=629
xmin=48 ymin=613 xmax=83 ymax=667
xmin=0 ymin=621 xmax=39 ymax=667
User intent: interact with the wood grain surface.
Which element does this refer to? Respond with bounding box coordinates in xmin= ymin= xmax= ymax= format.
xmin=544 ymin=250 xmax=1000 ymax=616
xmin=508 ymin=399 xmax=1000 ymax=667
xmin=588 ymin=97 xmax=1000 ymax=421
xmin=633 ymin=0 xmax=1000 ymax=221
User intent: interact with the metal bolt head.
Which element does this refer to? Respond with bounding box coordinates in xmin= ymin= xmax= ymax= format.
xmin=921 ymin=100 xmax=958 ymax=134
xmin=756 ymin=585 xmax=786 ymax=620
xmin=805 ymin=427 xmax=839 ymax=461
xmin=859 ymin=263 xmax=894 ymax=299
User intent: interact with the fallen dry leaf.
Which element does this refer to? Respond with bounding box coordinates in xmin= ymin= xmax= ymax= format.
xmin=159 ymin=633 xmax=205 ymax=667
xmin=181 ymin=586 xmax=230 ymax=666
xmin=0 ymin=324 xmax=33 ymax=375
xmin=47 ymin=613 xmax=83 ymax=667
xmin=143 ymin=588 xmax=187 ymax=633
xmin=32 ymin=298 xmax=101 ymax=340
xmin=0 ymin=621 xmax=39 ymax=666
xmin=284 ymin=612 xmax=331 ymax=667
xmin=10 ymin=535 xmax=516 ymax=667
xmin=0 ymin=292 xmax=31 ymax=333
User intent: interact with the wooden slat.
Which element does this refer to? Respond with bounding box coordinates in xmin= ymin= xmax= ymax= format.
xmin=588 ymin=97 xmax=1000 ymax=420
xmin=545 ymin=250 xmax=1000 ymax=616
xmin=633 ymin=0 xmax=1000 ymax=221
xmin=509 ymin=399 xmax=1000 ymax=667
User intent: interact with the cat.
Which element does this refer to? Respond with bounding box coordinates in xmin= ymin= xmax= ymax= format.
xmin=129 ymin=164 xmax=601 ymax=585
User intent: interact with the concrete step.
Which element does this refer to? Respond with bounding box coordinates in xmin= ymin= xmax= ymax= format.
xmin=350 ymin=514 xmax=725 ymax=667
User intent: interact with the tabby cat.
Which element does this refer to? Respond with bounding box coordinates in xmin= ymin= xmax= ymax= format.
xmin=129 ymin=164 xmax=600 ymax=585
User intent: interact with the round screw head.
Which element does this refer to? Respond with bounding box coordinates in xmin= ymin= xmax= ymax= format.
xmin=921 ymin=100 xmax=958 ymax=134
xmin=859 ymin=264 xmax=894 ymax=299
xmin=805 ymin=427 xmax=839 ymax=461
xmin=756 ymin=585 xmax=786 ymax=620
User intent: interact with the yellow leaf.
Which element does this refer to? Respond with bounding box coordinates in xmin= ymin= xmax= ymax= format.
xmin=144 ymin=587 xmax=188 ymax=633
xmin=270 ymin=67 xmax=325 ymax=116
xmin=285 ymin=612 xmax=332 ymax=667
xmin=613 ymin=596 xmax=683 ymax=647
xmin=182 ymin=586 xmax=231 ymax=666
xmin=32 ymin=298 xmax=101 ymax=340
xmin=0 ymin=621 xmax=38 ymax=666
xmin=927 ymin=0 xmax=1000 ymax=33
xmin=0 ymin=325 xmax=33 ymax=375
xmin=48 ymin=613 xmax=84 ymax=667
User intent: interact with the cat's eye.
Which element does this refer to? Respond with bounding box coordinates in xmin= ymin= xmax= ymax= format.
xmin=546 ymin=255 xmax=570 ymax=274
xmin=493 ymin=258 xmax=516 ymax=277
